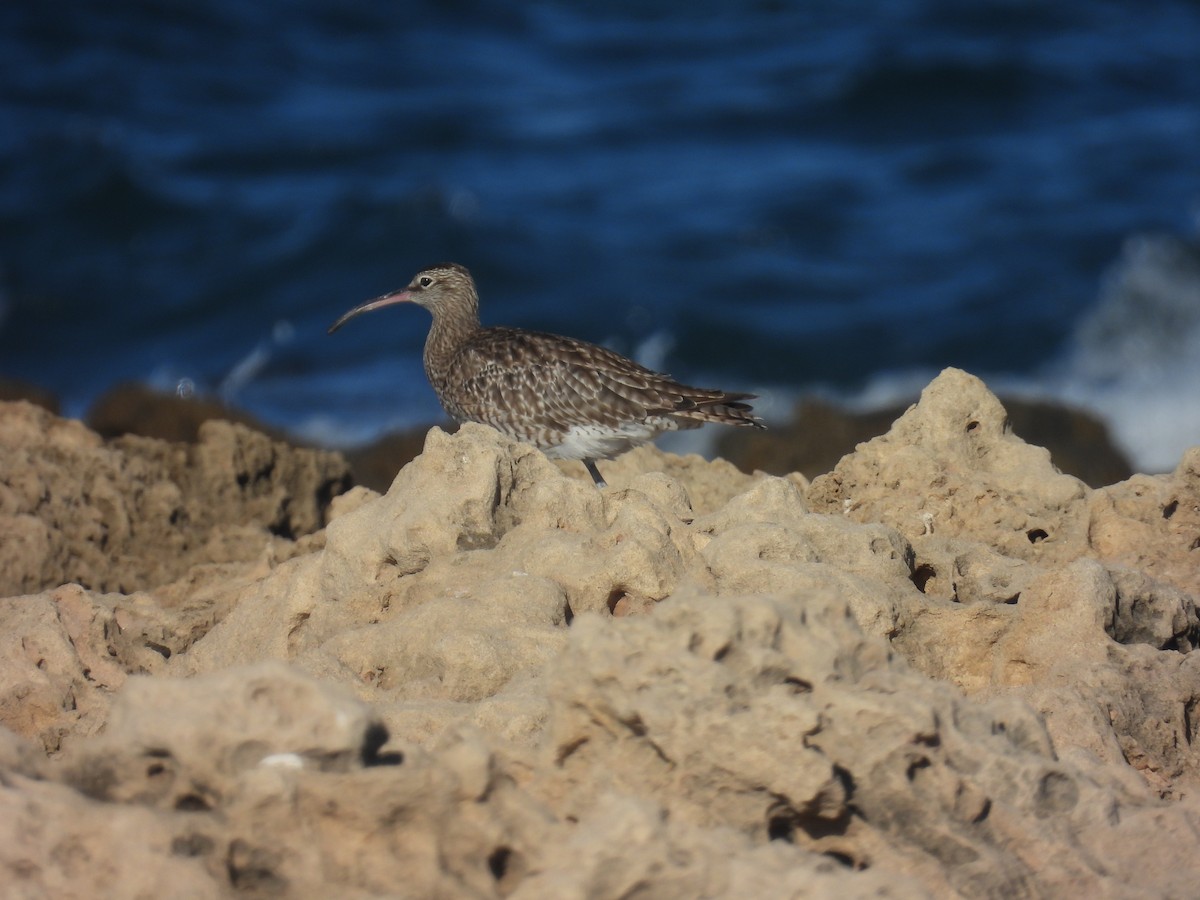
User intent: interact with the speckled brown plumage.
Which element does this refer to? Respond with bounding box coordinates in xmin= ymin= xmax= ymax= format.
xmin=329 ymin=262 xmax=764 ymax=486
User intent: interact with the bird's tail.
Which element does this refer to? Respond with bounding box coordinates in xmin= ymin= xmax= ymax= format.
xmin=670 ymin=391 xmax=765 ymax=429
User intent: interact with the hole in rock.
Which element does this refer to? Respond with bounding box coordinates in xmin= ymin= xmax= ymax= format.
xmin=1163 ymin=499 xmax=1178 ymax=519
xmin=1184 ymin=697 xmax=1199 ymax=746
xmin=1034 ymin=770 xmax=1079 ymax=815
xmin=1191 ymin=537 xmax=1200 ymax=551
xmin=316 ymin=474 xmax=351 ymax=518
xmin=783 ymin=792 xmax=856 ymax=849
xmin=910 ymin=563 xmax=937 ymax=594
xmin=175 ymin=792 xmax=214 ymax=812
xmin=905 ymin=756 xmax=931 ymax=782
xmin=767 ymin=815 xmax=795 ymax=842
xmin=605 ymin=589 xmax=628 ymax=615
xmin=226 ymin=839 xmax=285 ymax=893
xmin=268 ymin=518 xmax=296 ymax=540
xmin=823 ymin=849 xmax=863 ymax=869
xmin=487 ymin=845 xmax=526 ymax=890
xmin=361 ymin=722 xmax=404 ymax=767
xmin=1026 ymin=528 xmax=1049 ymax=543
xmin=143 ymin=748 xmax=173 ymax=780
xmin=1161 ymin=633 xmax=1190 ymax=657
xmin=488 ymin=846 xmax=510 ymax=879
xmin=621 ymin=714 xmax=648 ymax=737
xmin=1162 ymin=635 xmax=1186 ymax=653
xmin=972 ymin=797 xmax=993 ymax=824
xmin=146 ymin=640 xmax=172 ymax=660
xmin=833 ymin=764 xmax=857 ymax=800
xmin=783 ymin=677 xmax=813 ymax=694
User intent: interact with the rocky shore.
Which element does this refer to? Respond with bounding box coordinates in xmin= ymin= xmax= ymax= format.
xmin=1 ymin=368 xmax=1197 ymax=898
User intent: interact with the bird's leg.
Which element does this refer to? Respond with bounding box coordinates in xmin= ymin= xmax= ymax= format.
xmin=583 ymin=458 xmax=608 ymax=489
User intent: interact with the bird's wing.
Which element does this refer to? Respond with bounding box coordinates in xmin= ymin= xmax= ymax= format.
xmin=444 ymin=329 xmax=683 ymax=431
xmin=443 ymin=328 xmax=761 ymax=438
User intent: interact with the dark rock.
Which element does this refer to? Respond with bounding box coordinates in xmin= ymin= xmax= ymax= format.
xmin=87 ymin=382 xmax=280 ymax=444
xmin=0 ymin=401 xmax=352 ymax=595
xmin=0 ymin=379 xmax=59 ymax=414
xmin=86 ymin=382 xmax=439 ymax=495
xmin=718 ymin=395 xmax=1132 ymax=488
xmin=342 ymin=424 xmax=451 ymax=494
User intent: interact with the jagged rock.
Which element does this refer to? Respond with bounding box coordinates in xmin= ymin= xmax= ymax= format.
xmin=531 ymin=589 xmax=1200 ymax=897
xmin=2 ymin=377 xmax=1199 ymax=898
xmin=87 ymin=381 xmax=279 ymax=444
xmin=0 ymin=400 xmax=350 ymax=595
xmin=806 ymin=368 xmax=1093 ymax=564
xmin=1088 ymin=446 xmax=1200 ymax=595
xmin=717 ymin=394 xmax=1133 ymax=488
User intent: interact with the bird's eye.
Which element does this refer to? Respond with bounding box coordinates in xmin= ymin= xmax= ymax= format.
xmin=418 ymin=275 xmax=433 ymax=288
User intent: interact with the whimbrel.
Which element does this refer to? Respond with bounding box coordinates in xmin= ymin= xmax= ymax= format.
xmin=328 ymin=263 xmax=763 ymax=487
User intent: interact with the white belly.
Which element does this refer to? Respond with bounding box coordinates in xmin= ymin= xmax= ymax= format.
xmin=541 ymin=419 xmax=678 ymax=461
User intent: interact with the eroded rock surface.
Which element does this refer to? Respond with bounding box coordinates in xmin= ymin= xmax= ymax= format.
xmin=0 ymin=400 xmax=350 ymax=596
xmin=2 ymin=370 xmax=1198 ymax=898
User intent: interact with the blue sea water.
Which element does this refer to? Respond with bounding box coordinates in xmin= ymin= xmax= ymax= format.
xmin=1 ymin=0 xmax=1198 ymax=471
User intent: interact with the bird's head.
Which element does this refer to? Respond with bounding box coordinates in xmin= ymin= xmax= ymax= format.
xmin=328 ymin=262 xmax=478 ymax=333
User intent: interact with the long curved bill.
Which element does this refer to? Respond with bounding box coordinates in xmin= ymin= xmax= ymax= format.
xmin=327 ymin=288 xmax=414 ymax=334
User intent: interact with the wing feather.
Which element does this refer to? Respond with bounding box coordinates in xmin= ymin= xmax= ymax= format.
xmin=441 ymin=327 xmax=761 ymax=441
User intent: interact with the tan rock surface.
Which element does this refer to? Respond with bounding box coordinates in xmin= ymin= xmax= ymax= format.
xmin=1087 ymin=447 xmax=1200 ymax=594
xmin=0 ymin=400 xmax=350 ymax=596
xmin=806 ymin=368 xmax=1093 ymax=564
xmin=2 ymin=370 xmax=1199 ymax=898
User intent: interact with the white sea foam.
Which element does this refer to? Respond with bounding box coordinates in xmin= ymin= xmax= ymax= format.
xmin=1046 ymin=232 xmax=1200 ymax=472
xmin=836 ymin=232 xmax=1200 ymax=474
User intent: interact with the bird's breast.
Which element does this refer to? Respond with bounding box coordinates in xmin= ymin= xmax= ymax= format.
xmin=538 ymin=419 xmax=679 ymax=460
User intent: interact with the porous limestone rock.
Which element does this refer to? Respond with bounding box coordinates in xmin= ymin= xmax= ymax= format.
xmin=0 ymin=401 xmax=349 ymax=596
xmin=3 ymin=379 xmax=1200 ymax=899
xmin=532 ymin=590 xmax=1200 ymax=899
xmin=1087 ymin=446 xmax=1200 ymax=595
xmin=807 ymin=368 xmax=1092 ymax=564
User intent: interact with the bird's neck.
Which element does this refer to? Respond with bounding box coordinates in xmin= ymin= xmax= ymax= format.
xmin=423 ymin=293 xmax=482 ymax=386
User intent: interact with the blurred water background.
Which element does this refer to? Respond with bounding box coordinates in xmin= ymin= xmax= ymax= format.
xmin=1 ymin=0 xmax=1198 ymax=471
